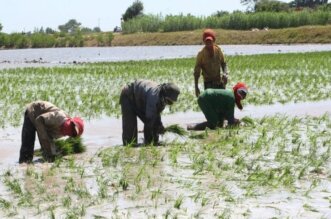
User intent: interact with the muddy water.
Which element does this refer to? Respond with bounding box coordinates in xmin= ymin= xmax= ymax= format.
xmin=1 ymin=44 xmax=331 ymax=69
xmin=0 ymin=100 xmax=330 ymax=167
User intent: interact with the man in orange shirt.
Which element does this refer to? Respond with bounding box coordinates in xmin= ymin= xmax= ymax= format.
xmin=194 ymin=29 xmax=228 ymax=97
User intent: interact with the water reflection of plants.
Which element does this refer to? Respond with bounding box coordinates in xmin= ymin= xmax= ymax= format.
xmin=0 ymin=115 xmax=330 ymax=217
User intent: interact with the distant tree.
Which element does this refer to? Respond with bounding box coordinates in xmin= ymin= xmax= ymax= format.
xmin=213 ymin=10 xmax=230 ymax=17
xmin=34 ymin=27 xmax=45 ymax=33
xmin=0 ymin=23 xmax=3 ymax=32
xmin=81 ymin=27 xmax=93 ymax=33
xmin=255 ymin=0 xmax=290 ymax=11
xmin=289 ymin=0 xmax=328 ymax=8
xmin=58 ymin=19 xmax=81 ymax=33
xmin=0 ymin=33 xmax=8 ymax=47
xmin=241 ymin=0 xmax=259 ymax=11
xmin=122 ymin=0 xmax=144 ymax=22
xmin=45 ymin=27 xmax=56 ymax=34
xmin=93 ymin=27 xmax=101 ymax=32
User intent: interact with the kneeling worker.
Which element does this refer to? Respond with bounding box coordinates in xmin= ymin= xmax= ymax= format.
xmin=120 ymin=79 xmax=180 ymax=145
xmin=19 ymin=101 xmax=84 ymax=163
xmin=188 ymin=82 xmax=248 ymax=130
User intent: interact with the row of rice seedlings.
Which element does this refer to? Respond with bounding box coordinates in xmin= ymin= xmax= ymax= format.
xmin=0 ymin=51 xmax=330 ymax=127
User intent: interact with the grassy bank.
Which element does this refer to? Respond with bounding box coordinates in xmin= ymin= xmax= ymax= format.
xmin=111 ymin=25 xmax=331 ymax=46
xmin=1 ymin=25 xmax=330 ymax=49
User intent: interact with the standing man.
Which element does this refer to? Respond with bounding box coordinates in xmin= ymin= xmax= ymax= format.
xmin=187 ymin=82 xmax=248 ymax=130
xmin=19 ymin=101 xmax=84 ymax=163
xmin=194 ymin=28 xmax=229 ymax=97
xmin=120 ymin=79 xmax=180 ymax=146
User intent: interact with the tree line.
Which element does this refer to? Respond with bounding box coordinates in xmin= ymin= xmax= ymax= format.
xmin=0 ymin=19 xmax=113 ymax=49
xmin=0 ymin=0 xmax=330 ymax=48
xmin=120 ymin=0 xmax=330 ymax=33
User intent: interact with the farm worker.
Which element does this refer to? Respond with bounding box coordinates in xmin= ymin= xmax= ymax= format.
xmin=19 ymin=101 xmax=84 ymax=163
xmin=120 ymin=79 xmax=180 ymax=146
xmin=187 ymin=82 xmax=248 ymax=130
xmin=194 ymin=28 xmax=229 ymax=97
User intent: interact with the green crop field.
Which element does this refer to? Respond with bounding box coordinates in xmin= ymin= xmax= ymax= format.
xmin=0 ymin=51 xmax=330 ymax=218
xmin=0 ymin=51 xmax=330 ymax=127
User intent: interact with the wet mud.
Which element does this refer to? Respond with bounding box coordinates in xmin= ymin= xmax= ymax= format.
xmin=0 ymin=100 xmax=330 ymax=166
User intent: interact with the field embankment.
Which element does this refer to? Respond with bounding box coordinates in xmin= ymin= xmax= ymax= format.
xmin=110 ymin=25 xmax=331 ymax=46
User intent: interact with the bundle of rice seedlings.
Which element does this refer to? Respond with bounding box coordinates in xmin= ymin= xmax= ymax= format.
xmin=164 ymin=124 xmax=188 ymax=136
xmin=55 ymin=137 xmax=86 ymax=155
xmin=241 ymin=116 xmax=255 ymax=126
xmin=34 ymin=137 xmax=86 ymax=157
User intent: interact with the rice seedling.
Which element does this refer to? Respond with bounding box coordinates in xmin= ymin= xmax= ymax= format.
xmin=174 ymin=194 xmax=184 ymax=209
xmin=0 ymin=51 xmax=330 ymax=128
xmin=164 ymin=124 xmax=188 ymax=136
xmin=55 ymin=137 xmax=86 ymax=156
xmin=119 ymin=177 xmax=129 ymax=191
xmin=0 ymin=198 xmax=11 ymax=209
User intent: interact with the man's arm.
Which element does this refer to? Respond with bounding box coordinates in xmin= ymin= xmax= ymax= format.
xmin=194 ymin=74 xmax=200 ymax=97
xmin=194 ymin=55 xmax=202 ymax=97
xmin=34 ymin=114 xmax=57 ymax=157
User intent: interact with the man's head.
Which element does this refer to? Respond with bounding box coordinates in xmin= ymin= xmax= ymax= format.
xmin=202 ymin=29 xmax=216 ymax=49
xmin=161 ymin=83 xmax=180 ymax=105
xmin=233 ymin=82 xmax=248 ymax=110
xmin=71 ymin=117 xmax=84 ymax=137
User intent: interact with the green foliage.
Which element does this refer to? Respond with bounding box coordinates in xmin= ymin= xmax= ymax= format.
xmin=55 ymin=137 xmax=86 ymax=156
xmin=163 ymin=14 xmax=202 ymax=32
xmin=0 ymin=51 xmax=330 ymax=128
xmin=255 ymin=0 xmax=290 ymax=12
xmin=122 ymin=0 xmax=144 ymax=22
xmin=289 ymin=0 xmax=329 ymax=8
xmin=30 ymin=33 xmax=56 ymax=48
xmin=122 ymin=14 xmax=162 ymax=33
xmin=0 ymin=22 xmax=2 ymax=32
xmin=0 ymin=33 xmax=8 ymax=47
xmin=122 ymin=10 xmax=331 ymax=33
xmin=164 ymin=124 xmax=188 ymax=136
xmin=58 ymin=19 xmax=81 ymax=33
xmin=107 ymin=32 xmax=114 ymax=46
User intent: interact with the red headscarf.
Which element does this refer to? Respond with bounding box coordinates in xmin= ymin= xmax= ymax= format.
xmin=202 ymin=29 xmax=216 ymax=42
xmin=61 ymin=117 xmax=84 ymax=137
xmin=233 ymin=82 xmax=248 ymax=110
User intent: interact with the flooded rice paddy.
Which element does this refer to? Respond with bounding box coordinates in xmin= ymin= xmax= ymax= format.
xmin=0 ymin=47 xmax=330 ymax=218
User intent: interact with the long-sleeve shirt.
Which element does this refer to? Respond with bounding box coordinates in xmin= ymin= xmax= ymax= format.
xmin=127 ymin=80 xmax=165 ymax=143
xmin=194 ymin=45 xmax=226 ymax=83
xmin=26 ymin=101 xmax=68 ymax=155
xmin=198 ymin=89 xmax=235 ymax=128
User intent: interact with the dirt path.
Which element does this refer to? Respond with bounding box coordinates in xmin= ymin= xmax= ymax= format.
xmin=0 ymin=100 xmax=330 ymax=167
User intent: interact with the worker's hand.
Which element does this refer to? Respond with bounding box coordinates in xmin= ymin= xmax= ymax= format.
xmin=195 ymin=87 xmax=200 ymax=97
xmin=222 ymin=74 xmax=228 ymax=85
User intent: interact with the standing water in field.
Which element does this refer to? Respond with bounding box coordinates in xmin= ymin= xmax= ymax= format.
xmin=1 ymin=44 xmax=331 ymax=69
xmin=1 ymin=100 xmax=330 ymax=166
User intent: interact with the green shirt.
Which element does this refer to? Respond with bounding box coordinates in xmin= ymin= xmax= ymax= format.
xmin=198 ymin=89 xmax=235 ymax=127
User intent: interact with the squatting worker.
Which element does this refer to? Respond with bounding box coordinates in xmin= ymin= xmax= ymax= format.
xmin=19 ymin=101 xmax=84 ymax=163
xmin=187 ymin=82 xmax=248 ymax=130
xmin=194 ymin=28 xmax=229 ymax=97
xmin=120 ymin=79 xmax=180 ymax=146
